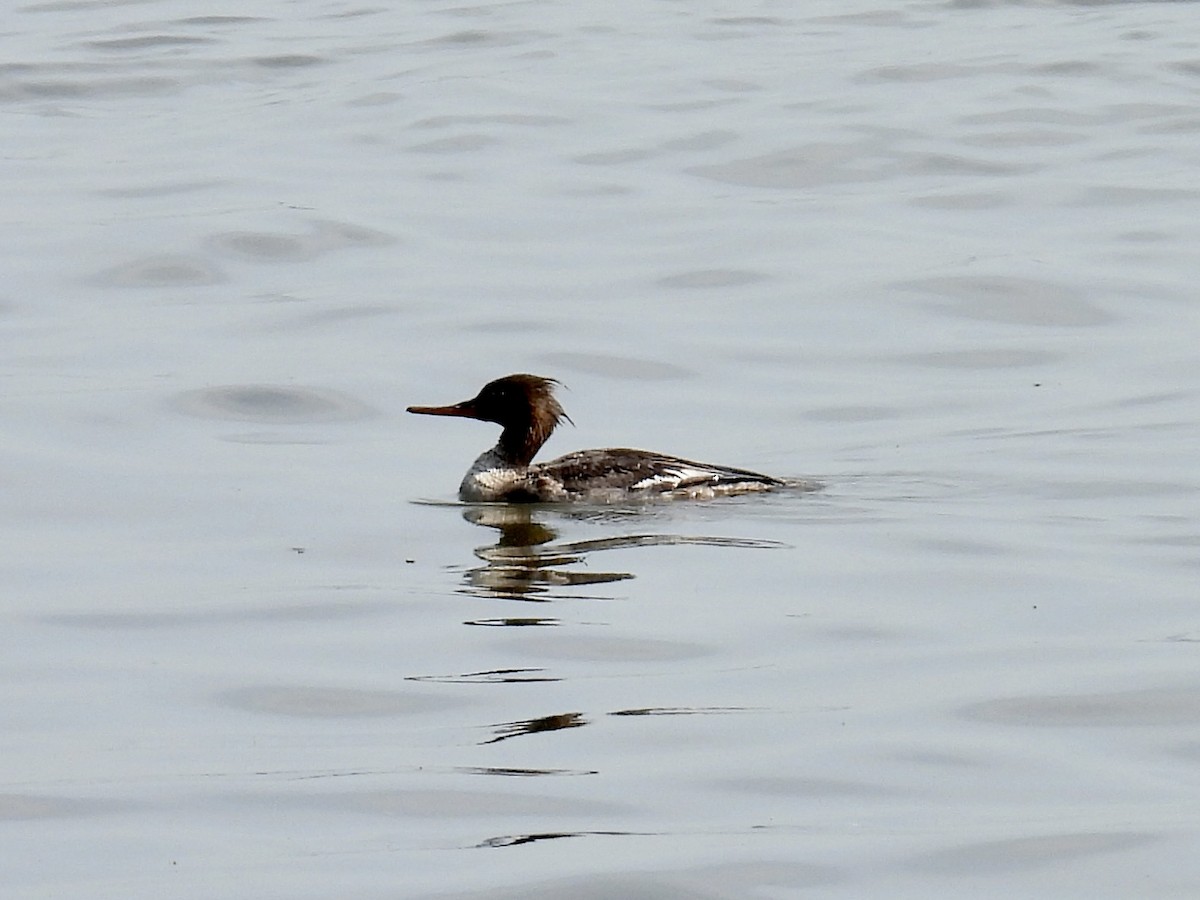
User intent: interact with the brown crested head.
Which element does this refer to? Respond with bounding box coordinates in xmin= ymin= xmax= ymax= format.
xmin=408 ymin=374 xmax=572 ymax=465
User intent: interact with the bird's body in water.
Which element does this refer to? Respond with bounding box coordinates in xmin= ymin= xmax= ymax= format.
xmin=408 ymin=374 xmax=805 ymax=503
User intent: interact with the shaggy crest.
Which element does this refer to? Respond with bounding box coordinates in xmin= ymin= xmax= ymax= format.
xmin=484 ymin=375 xmax=572 ymax=466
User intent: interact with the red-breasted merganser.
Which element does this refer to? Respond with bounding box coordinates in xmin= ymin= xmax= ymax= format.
xmin=408 ymin=373 xmax=791 ymax=502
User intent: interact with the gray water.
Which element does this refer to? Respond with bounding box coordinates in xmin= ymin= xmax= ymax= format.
xmin=4 ymin=1 xmax=1200 ymax=897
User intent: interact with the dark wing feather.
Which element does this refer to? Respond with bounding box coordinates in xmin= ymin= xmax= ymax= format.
xmin=533 ymin=449 xmax=782 ymax=496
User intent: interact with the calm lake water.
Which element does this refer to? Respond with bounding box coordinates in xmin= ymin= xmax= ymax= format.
xmin=4 ymin=1 xmax=1200 ymax=897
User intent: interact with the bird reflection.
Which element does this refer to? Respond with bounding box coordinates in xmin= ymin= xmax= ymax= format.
xmin=461 ymin=505 xmax=634 ymax=601
xmin=459 ymin=505 xmax=789 ymax=605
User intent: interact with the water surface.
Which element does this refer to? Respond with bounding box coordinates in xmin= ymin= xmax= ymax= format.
xmin=3 ymin=1 xmax=1200 ymax=897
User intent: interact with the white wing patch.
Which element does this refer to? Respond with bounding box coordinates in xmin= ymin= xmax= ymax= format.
xmin=631 ymin=463 xmax=720 ymax=492
xmin=630 ymin=461 xmax=778 ymax=498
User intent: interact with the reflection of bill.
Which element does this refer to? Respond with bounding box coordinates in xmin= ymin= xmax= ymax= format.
xmin=460 ymin=504 xmax=787 ymax=605
xmin=479 ymin=706 xmax=757 ymax=746
xmin=483 ymin=711 xmax=587 ymax=745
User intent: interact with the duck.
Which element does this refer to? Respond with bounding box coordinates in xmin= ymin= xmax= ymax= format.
xmin=408 ymin=373 xmax=796 ymax=502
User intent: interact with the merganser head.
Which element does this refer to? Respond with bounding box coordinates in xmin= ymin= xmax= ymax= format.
xmin=407 ymin=374 xmax=572 ymax=466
